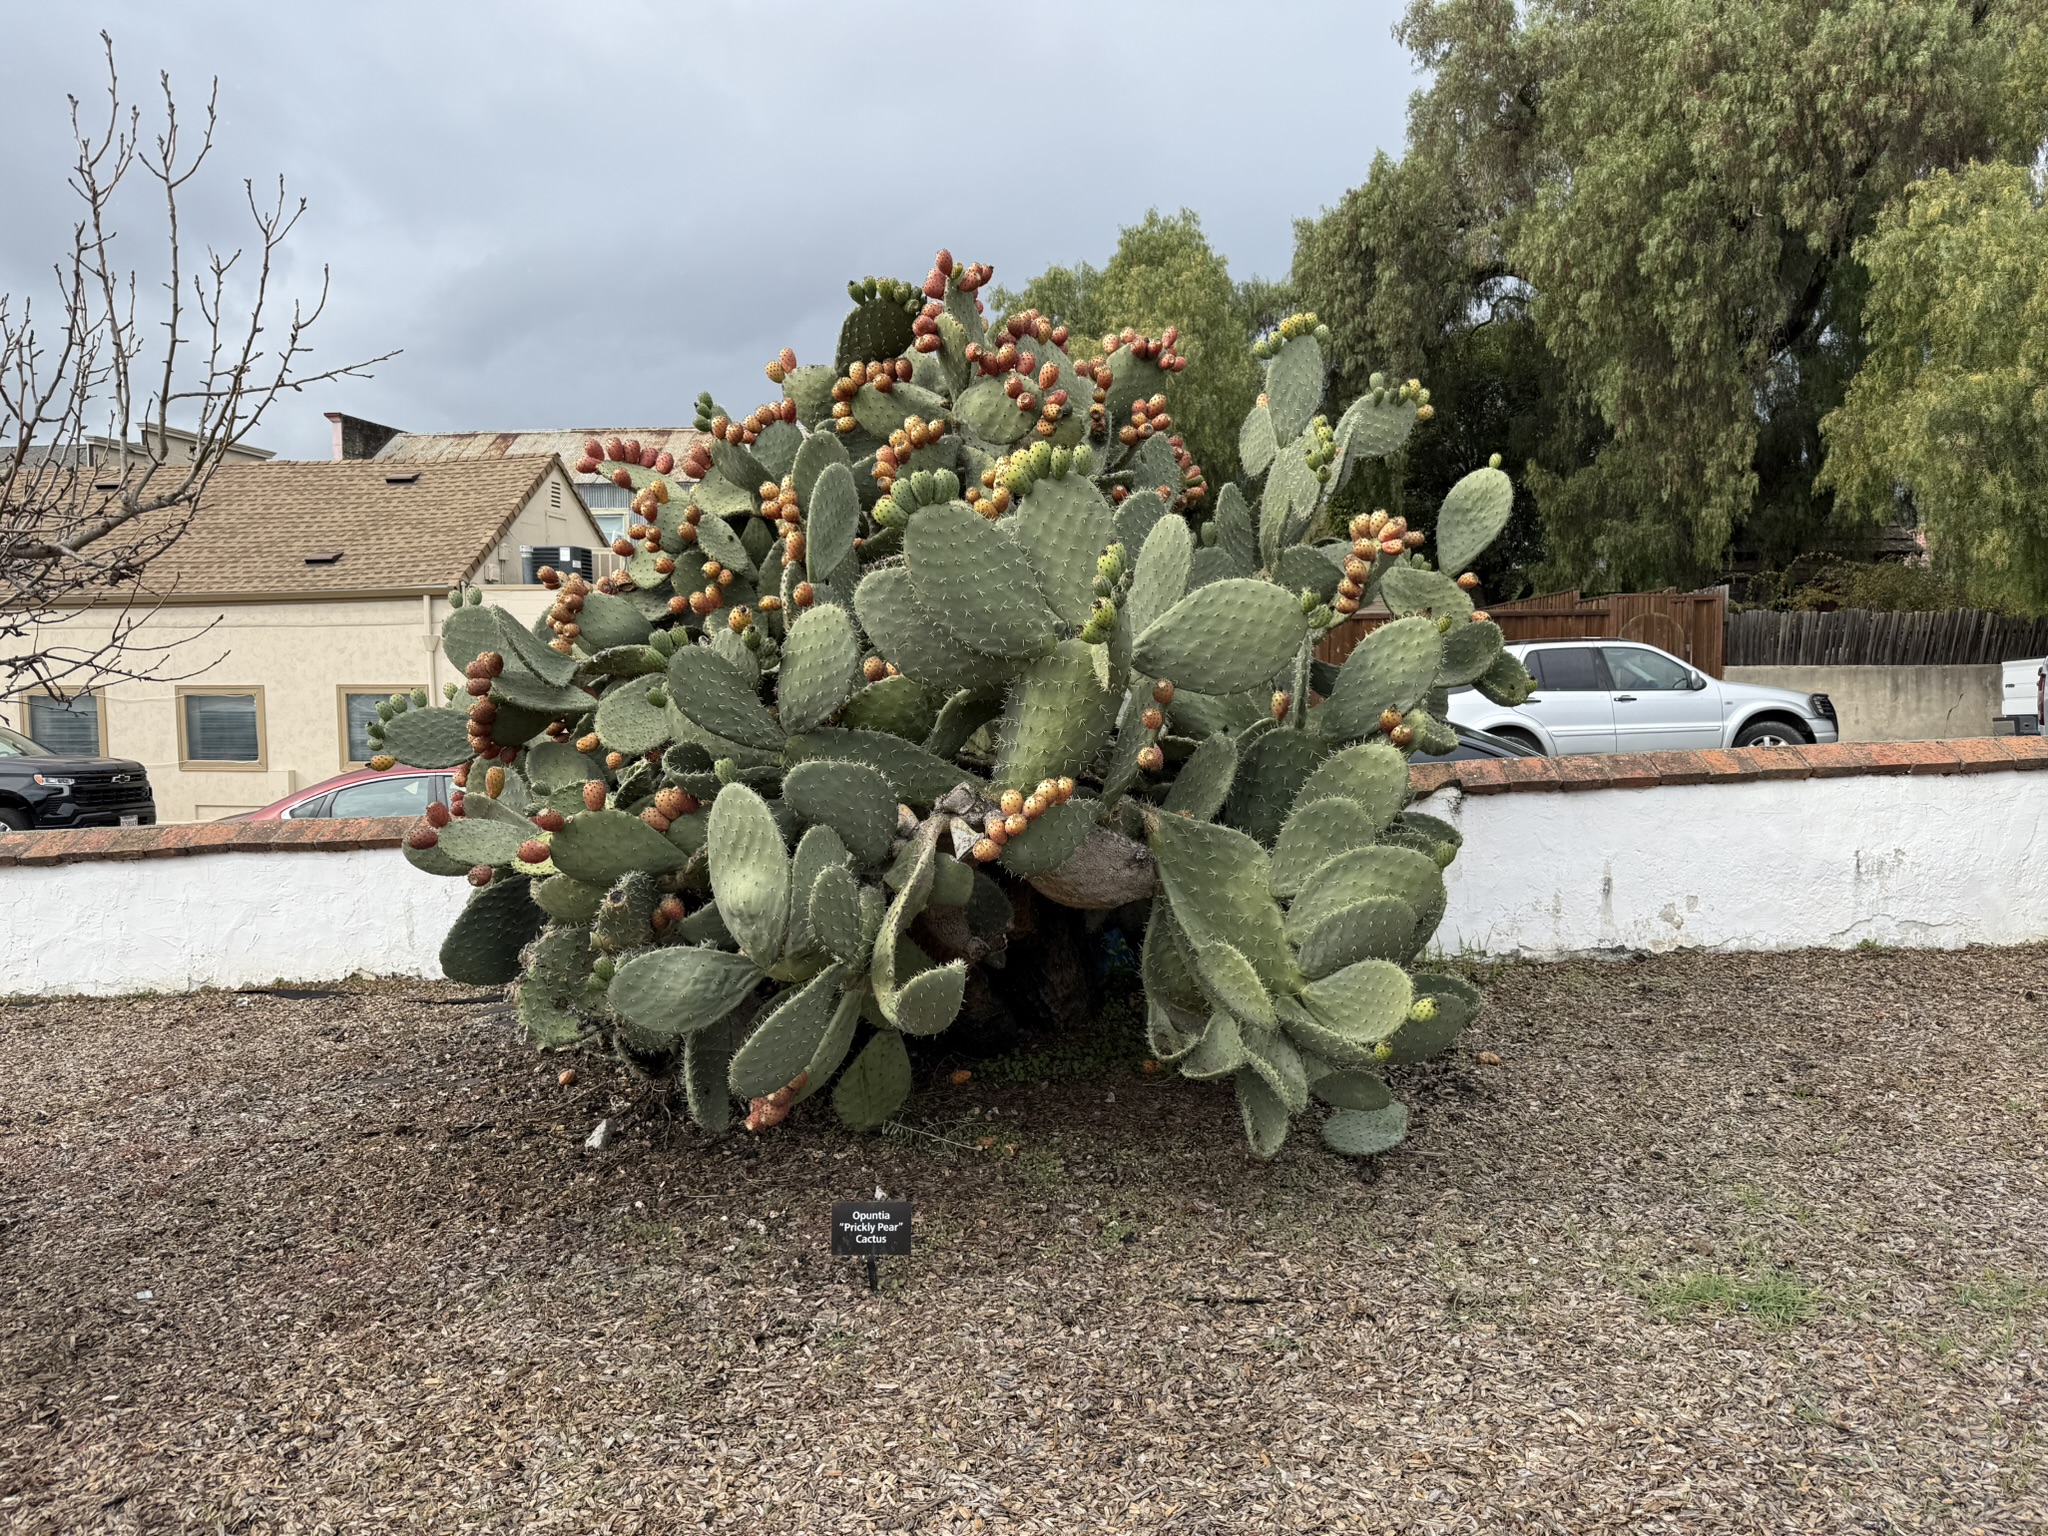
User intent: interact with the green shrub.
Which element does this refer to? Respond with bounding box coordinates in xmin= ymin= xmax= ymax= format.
xmin=377 ymin=252 xmax=1530 ymax=1160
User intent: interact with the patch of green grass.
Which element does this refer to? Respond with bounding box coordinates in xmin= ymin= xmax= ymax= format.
xmin=1646 ymin=1268 xmax=1819 ymax=1329
xmin=1956 ymin=1271 xmax=2048 ymax=1316
xmin=1855 ymin=937 xmax=1887 ymax=953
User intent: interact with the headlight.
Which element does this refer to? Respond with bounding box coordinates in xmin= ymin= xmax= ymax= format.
xmin=32 ymin=774 xmax=75 ymax=789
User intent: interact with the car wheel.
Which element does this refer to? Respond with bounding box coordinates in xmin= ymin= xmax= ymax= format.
xmin=1491 ymin=729 xmax=1545 ymax=755
xmin=1733 ymin=718 xmax=1810 ymax=748
xmin=0 ymin=808 xmax=29 ymax=831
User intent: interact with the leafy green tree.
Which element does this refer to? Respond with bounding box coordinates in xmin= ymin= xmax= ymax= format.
xmin=1300 ymin=0 xmax=2046 ymax=592
xmin=996 ymin=210 xmax=1281 ymax=489
xmin=1819 ymin=162 xmax=2048 ymax=614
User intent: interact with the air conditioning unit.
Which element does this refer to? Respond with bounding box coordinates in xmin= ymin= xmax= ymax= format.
xmin=520 ymin=545 xmax=593 ymax=583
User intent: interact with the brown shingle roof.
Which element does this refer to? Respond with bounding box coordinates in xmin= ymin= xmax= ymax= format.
xmin=116 ymin=455 xmax=572 ymax=599
xmin=371 ymin=428 xmax=707 ymax=489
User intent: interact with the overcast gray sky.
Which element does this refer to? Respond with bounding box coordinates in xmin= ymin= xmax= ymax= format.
xmin=0 ymin=1 xmax=1419 ymax=461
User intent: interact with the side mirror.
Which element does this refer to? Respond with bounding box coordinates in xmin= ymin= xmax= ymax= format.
xmin=1689 ymin=674 xmax=1708 ymax=691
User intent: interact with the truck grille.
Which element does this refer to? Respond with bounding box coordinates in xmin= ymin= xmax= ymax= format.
xmin=70 ymin=775 xmax=152 ymax=810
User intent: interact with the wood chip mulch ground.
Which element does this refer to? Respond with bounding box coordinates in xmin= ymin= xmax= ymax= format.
xmin=1 ymin=945 xmax=2044 ymax=1534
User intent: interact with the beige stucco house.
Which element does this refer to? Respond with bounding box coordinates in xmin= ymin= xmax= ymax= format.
xmin=3 ymin=454 xmax=612 ymax=822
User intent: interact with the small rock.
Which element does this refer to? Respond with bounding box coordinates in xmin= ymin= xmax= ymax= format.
xmin=134 ymin=1290 xmax=154 ymax=1301
xmin=584 ymin=1118 xmax=613 ymax=1152
xmin=1477 ymin=1050 xmax=1503 ymax=1067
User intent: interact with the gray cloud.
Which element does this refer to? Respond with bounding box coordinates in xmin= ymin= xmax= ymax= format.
xmin=0 ymin=0 xmax=1417 ymax=459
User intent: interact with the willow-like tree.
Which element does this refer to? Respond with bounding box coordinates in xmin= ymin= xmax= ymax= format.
xmin=1820 ymin=162 xmax=2048 ymax=615
xmin=1295 ymin=0 xmax=2047 ymax=592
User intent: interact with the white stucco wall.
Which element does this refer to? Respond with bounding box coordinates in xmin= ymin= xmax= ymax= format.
xmin=3 ymin=852 xmax=471 ymax=997
xmin=1419 ymin=770 xmax=2048 ymax=958
xmin=6 ymin=768 xmax=2046 ymax=997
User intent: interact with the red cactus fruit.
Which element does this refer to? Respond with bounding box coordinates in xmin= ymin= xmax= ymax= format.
xmin=467 ymin=865 xmax=493 ymax=887
xmin=517 ymin=838 xmax=549 ymax=865
xmin=581 ymin=781 xmax=606 ymax=812
xmin=405 ymin=824 xmax=439 ymax=850
xmin=533 ymin=808 xmax=565 ymax=833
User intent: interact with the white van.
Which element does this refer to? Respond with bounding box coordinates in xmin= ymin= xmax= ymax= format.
xmin=2001 ymin=657 xmax=2044 ymax=734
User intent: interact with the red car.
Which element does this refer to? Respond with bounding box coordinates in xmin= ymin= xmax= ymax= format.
xmin=229 ymin=765 xmax=455 ymax=821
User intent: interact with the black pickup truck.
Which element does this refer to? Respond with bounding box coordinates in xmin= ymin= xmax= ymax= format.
xmin=0 ymin=723 xmax=156 ymax=830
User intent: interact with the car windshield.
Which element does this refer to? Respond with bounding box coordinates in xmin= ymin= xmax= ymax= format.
xmin=0 ymin=725 xmax=52 ymax=759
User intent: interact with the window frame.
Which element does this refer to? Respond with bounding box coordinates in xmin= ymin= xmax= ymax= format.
xmin=23 ymin=687 xmax=108 ymax=758
xmin=175 ymin=685 xmax=268 ymax=771
xmin=1526 ymin=645 xmax=1612 ymax=693
xmin=1600 ymin=644 xmax=1695 ymax=692
xmin=336 ymin=685 xmax=427 ymax=770
xmin=325 ymin=772 xmax=452 ymax=820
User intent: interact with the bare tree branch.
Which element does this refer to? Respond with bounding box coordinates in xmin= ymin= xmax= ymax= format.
xmin=0 ymin=32 xmax=398 ymax=703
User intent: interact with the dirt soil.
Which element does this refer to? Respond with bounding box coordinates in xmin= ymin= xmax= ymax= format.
xmin=1 ymin=945 xmax=2044 ymax=1535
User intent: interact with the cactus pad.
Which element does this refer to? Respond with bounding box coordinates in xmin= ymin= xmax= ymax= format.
xmin=784 ymin=727 xmax=973 ymax=807
xmin=549 ymin=809 xmax=688 ymax=886
xmin=906 ymin=501 xmax=1059 ymax=660
xmin=1385 ymin=971 xmax=1482 ymax=1063
xmin=1178 ymin=1010 xmax=1249 ymax=1080
xmin=1379 ymin=565 xmax=1474 ymax=620
xmin=1263 ymin=333 xmax=1326 ymax=442
xmin=705 ymin=782 xmax=791 ymax=968
xmin=1011 ymin=476 xmax=1116 ymax=627
xmin=1310 ymin=1069 xmax=1393 ymax=1111
xmin=1235 ymin=1069 xmax=1291 ymax=1159
xmin=1126 ymin=513 xmax=1193 ymax=641
xmin=1433 ymin=465 xmax=1514 ymax=576
xmin=1225 ymin=729 xmax=1330 ymax=847
xmin=438 ymin=876 xmax=542 ymax=985
xmin=840 ymin=676 xmax=939 ymax=741
xmin=777 ymin=605 xmax=860 ymax=734
xmin=781 ymin=759 xmax=898 ymax=868
xmin=605 ymin=945 xmax=762 ymax=1039
xmin=991 ymin=639 xmax=1121 ymax=792
xmin=1286 ymin=845 xmax=1444 ymax=946
xmin=1145 ymin=809 xmax=1296 ymax=993
xmin=1238 ymin=402 xmax=1278 ymax=478
xmin=1436 ymin=619 xmax=1505 ymax=688
xmin=1192 ymin=940 xmax=1277 ymax=1031
xmin=1295 ymin=896 xmax=1420 ymax=977
xmin=1270 ymin=796 xmax=1382 ymax=900
xmin=377 ymin=705 xmax=475 ymax=769
xmin=594 ymin=674 xmax=670 ymax=755
xmin=729 ymin=964 xmax=846 ymax=1099
xmin=1161 ymin=733 xmax=1238 ymax=822
xmin=832 ymin=1027 xmax=912 ymax=1129
xmin=1316 ymin=617 xmax=1444 ymax=742
xmin=1320 ymin=1102 xmax=1410 ymax=1157
xmin=1132 ymin=579 xmax=1308 ymax=697
xmin=853 ymin=565 xmax=1020 ymax=695
xmin=996 ymin=794 xmax=1097 ymax=877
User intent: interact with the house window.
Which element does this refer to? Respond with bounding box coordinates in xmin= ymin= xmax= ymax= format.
xmin=177 ymin=687 xmax=265 ymax=768
xmin=25 ymin=691 xmax=104 ymax=757
xmin=338 ymin=687 xmax=423 ymax=768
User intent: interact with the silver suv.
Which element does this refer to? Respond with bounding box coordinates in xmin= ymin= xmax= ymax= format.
xmin=1447 ymin=640 xmax=1839 ymax=754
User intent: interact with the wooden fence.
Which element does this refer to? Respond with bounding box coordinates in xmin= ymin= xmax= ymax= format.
xmin=1724 ymin=608 xmax=2048 ymax=667
xmin=1317 ymin=587 xmax=1729 ymax=676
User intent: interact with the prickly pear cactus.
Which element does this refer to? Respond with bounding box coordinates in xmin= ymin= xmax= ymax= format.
xmin=382 ymin=252 xmax=1534 ymax=1162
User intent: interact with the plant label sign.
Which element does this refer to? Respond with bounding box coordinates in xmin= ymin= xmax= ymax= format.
xmin=831 ymin=1200 xmax=913 ymax=1256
